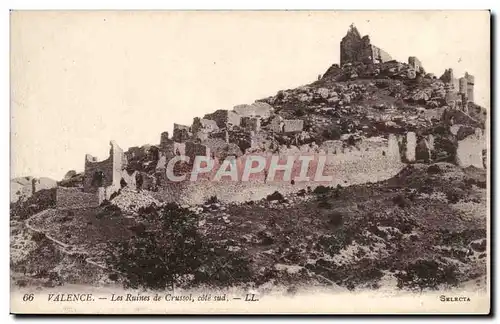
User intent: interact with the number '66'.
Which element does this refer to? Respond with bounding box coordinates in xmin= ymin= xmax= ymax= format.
xmin=22 ymin=294 xmax=34 ymax=302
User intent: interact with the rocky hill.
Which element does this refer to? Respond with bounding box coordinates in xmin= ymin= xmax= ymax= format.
xmin=116 ymin=57 xmax=487 ymax=183
xmin=257 ymin=59 xmax=485 ymax=139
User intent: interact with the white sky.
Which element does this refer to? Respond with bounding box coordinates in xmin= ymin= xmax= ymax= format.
xmin=10 ymin=10 xmax=490 ymax=180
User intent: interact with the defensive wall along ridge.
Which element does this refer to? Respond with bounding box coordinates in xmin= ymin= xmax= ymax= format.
xmin=54 ymin=127 xmax=486 ymax=208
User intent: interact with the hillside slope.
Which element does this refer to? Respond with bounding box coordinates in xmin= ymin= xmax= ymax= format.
xmin=12 ymin=163 xmax=487 ymax=292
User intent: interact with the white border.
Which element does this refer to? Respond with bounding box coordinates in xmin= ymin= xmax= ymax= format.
xmin=2 ymin=1 xmax=498 ymax=323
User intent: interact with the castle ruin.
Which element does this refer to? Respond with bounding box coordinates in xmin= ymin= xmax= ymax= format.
xmin=440 ymin=68 xmax=475 ymax=109
xmin=340 ymin=24 xmax=392 ymax=66
xmin=83 ymin=140 xmax=127 ymax=203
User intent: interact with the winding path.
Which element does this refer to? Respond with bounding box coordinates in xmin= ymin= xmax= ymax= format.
xmin=25 ymin=208 xmax=112 ymax=272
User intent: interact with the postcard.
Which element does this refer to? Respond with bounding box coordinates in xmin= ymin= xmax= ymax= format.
xmin=10 ymin=10 xmax=490 ymax=314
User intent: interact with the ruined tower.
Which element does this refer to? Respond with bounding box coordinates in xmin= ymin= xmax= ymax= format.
xmin=458 ymin=72 xmax=475 ymax=104
xmin=465 ymin=72 xmax=475 ymax=103
xmin=408 ymin=56 xmax=424 ymax=74
xmin=340 ymin=24 xmax=392 ymax=66
xmin=440 ymin=68 xmax=455 ymax=86
xmin=83 ymin=140 xmax=125 ymax=202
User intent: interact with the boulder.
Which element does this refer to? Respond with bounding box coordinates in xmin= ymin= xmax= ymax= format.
xmin=407 ymin=69 xmax=417 ymax=79
xmin=297 ymin=93 xmax=310 ymax=102
xmin=317 ymin=88 xmax=330 ymax=99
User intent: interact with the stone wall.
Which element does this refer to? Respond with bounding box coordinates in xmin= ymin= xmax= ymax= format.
xmin=268 ymin=116 xmax=303 ymax=134
xmin=153 ymin=135 xmax=404 ymax=205
xmin=56 ymin=187 xmax=99 ymax=209
xmin=465 ymin=72 xmax=475 ymax=103
xmin=371 ymin=45 xmax=392 ymax=63
xmin=192 ymin=118 xmax=219 ymax=134
xmin=269 ymin=116 xmax=284 ymax=133
xmin=151 ymin=130 xmax=490 ymax=205
xmin=174 ymin=142 xmax=186 ymax=156
xmin=408 ymin=56 xmax=423 ymax=73
xmin=160 ymin=131 xmax=174 ymax=150
xmin=283 ymin=119 xmax=304 ymax=134
xmin=241 ymin=116 xmax=261 ymax=132
xmin=405 ymin=132 xmax=417 ymax=162
xmin=126 ymin=145 xmax=149 ymax=161
xmin=458 ymin=72 xmax=475 ymax=103
xmin=185 ymin=141 xmax=209 ymax=161
xmin=172 ymin=123 xmax=191 ymax=142
xmin=456 ymin=128 xmax=486 ymax=168
xmin=459 ymin=77 xmax=468 ymax=98
xmin=233 ymin=102 xmax=273 ymax=118
xmin=442 ymin=108 xmax=482 ymax=128
xmin=83 ymin=140 xmax=125 ymax=202
xmin=227 ymin=111 xmax=242 ymax=127
xmin=203 ymin=110 xmax=241 ymax=128
xmin=440 ymin=68 xmax=454 ymax=84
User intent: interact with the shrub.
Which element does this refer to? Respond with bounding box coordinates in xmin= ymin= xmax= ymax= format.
xmin=31 ymin=232 xmax=46 ymax=243
xmin=206 ymin=195 xmax=219 ymax=204
xmin=120 ymin=178 xmax=127 ymax=188
xmin=465 ymin=177 xmax=486 ymax=189
xmin=296 ymin=189 xmax=306 ymax=197
xmin=105 ymin=203 xmax=253 ymax=290
xmin=266 ymin=191 xmax=284 ymax=202
xmin=328 ymin=211 xmax=344 ymax=227
xmin=396 ymin=259 xmax=459 ymax=291
xmin=313 ymin=185 xmax=331 ymax=195
xmin=10 ymin=188 xmax=56 ymax=220
xmin=257 ymin=231 xmax=274 ymax=245
xmin=58 ymin=215 xmax=72 ymax=223
xmin=427 ymin=165 xmax=441 ymax=174
xmin=137 ymin=204 xmax=159 ymax=219
xmin=375 ymin=80 xmax=390 ymax=89
xmin=100 ymin=199 xmax=111 ymax=207
xmin=109 ymin=190 xmax=121 ymax=201
xmin=16 ymin=279 xmax=28 ymax=287
xmin=294 ymin=108 xmax=305 ymax=117
xmin=128 ymin=223 xmax=147 ymax=235
xmin=392 ymin=194 xmax=410 ymax=208
xmin=445 ymin=188 xmax=465 ymax=204
xmin=321 ymin=127 xmax=341 ymax=141
xmin=470 ymin=239 xmax=486 ymax=253
xmin=317 ymin=228 xmax=354 ymax=255
xmin=96 ymin=204 xmax=122 ymax=219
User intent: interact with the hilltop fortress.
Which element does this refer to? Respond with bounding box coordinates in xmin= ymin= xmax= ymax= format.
xmin=339 ymin=24 xmax=476 ymax=108
xmin=55 ymin=25 xmax=486 ymax=209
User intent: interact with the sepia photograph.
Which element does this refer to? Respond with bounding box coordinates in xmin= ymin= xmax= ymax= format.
xmin=9 ymin=10 xmax=491 ymax=314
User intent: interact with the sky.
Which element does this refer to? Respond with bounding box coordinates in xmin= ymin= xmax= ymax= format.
xmin=10 ymin=10 xmax=490 ymax=180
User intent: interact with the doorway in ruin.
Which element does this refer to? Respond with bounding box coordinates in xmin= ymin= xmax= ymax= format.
xmin=91 ymin=170 xmax=105 ymax=187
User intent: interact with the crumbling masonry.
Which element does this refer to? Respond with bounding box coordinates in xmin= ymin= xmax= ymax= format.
xmin=440 ymin=68 xmax=475 ymax=108
xmin=340 ymin=24 xmax=392 ymax=65
xmin=83 ymin=141 xmax=126 ymax=203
